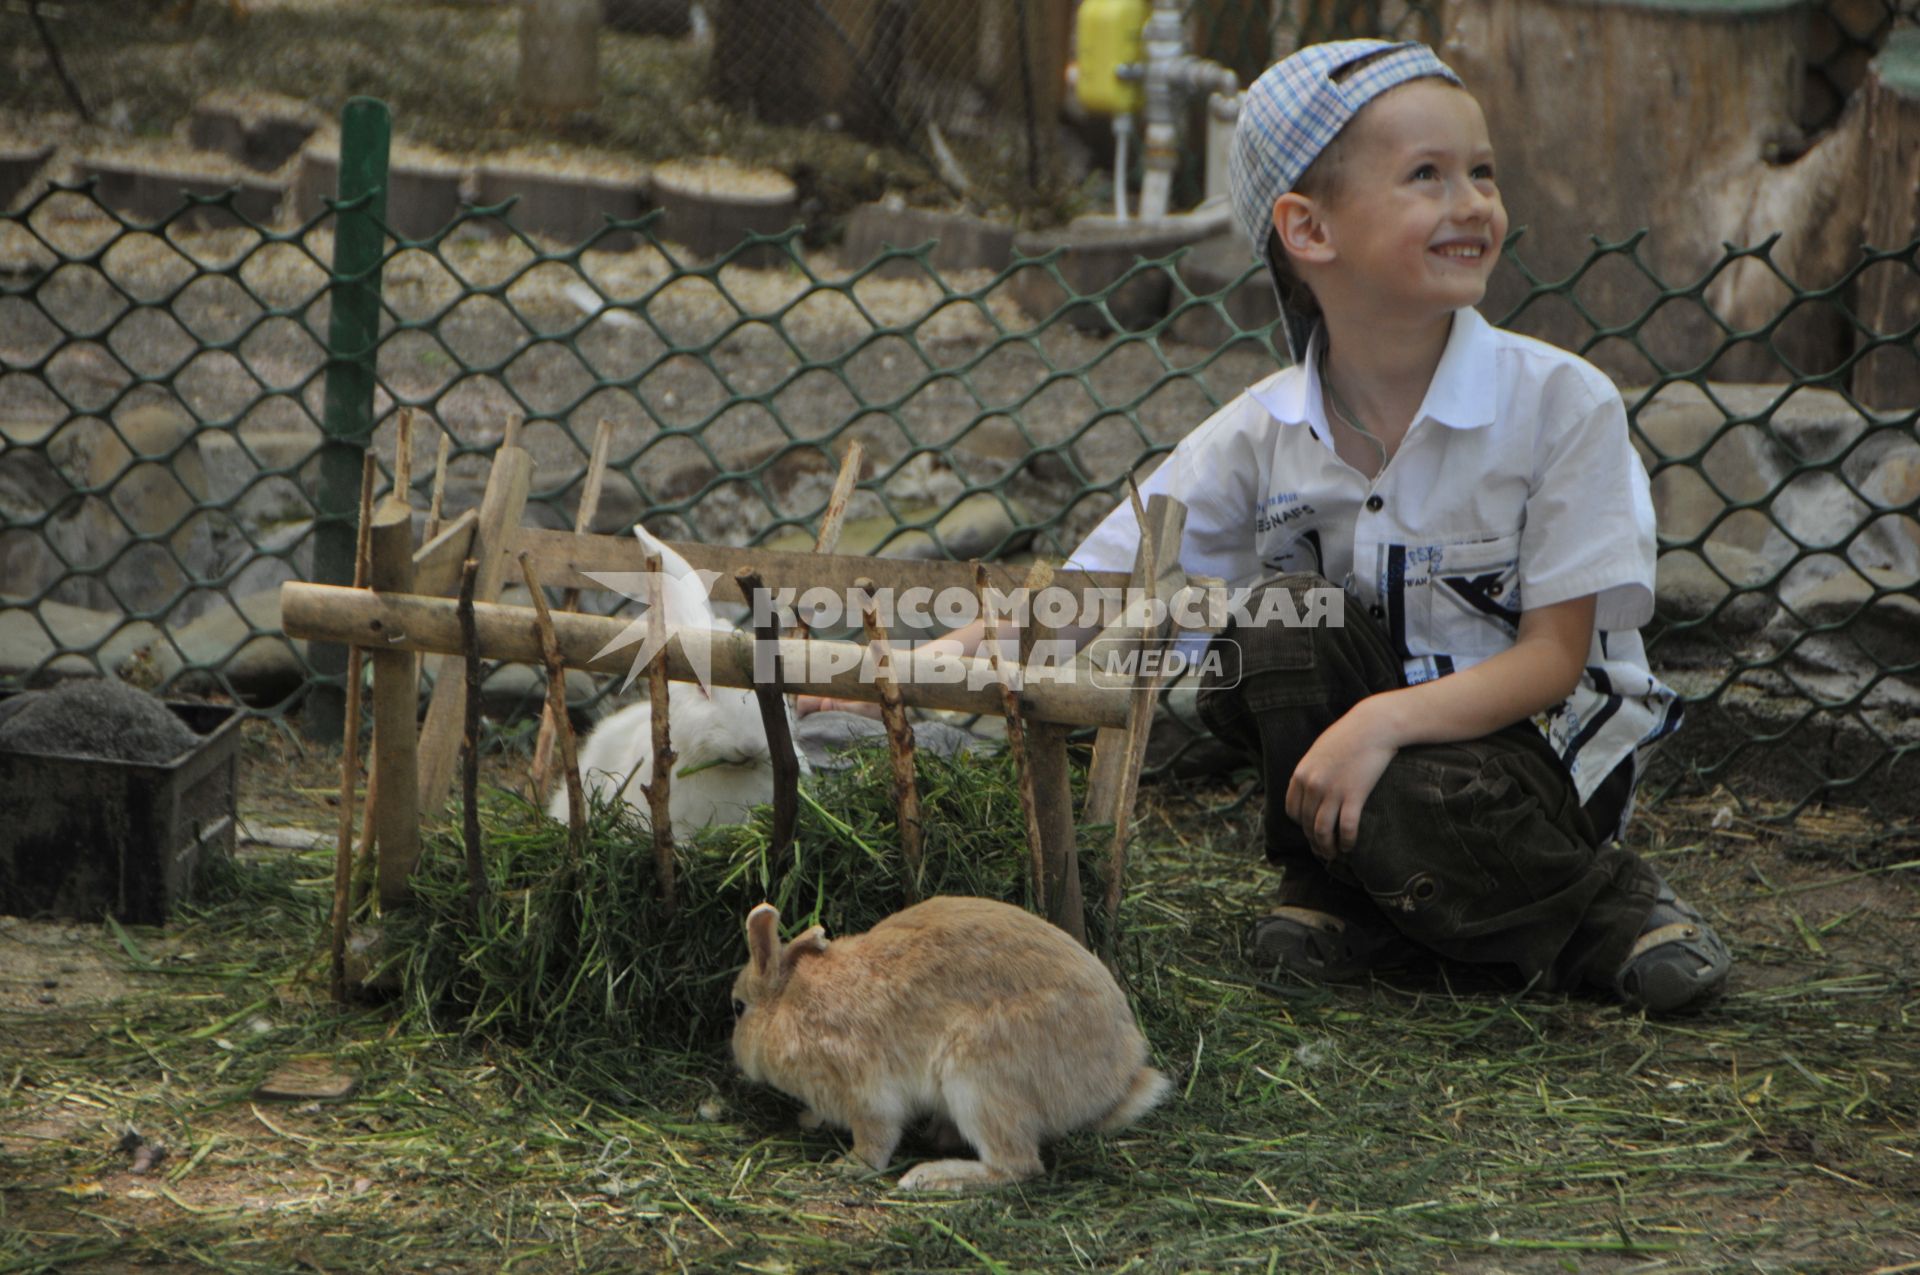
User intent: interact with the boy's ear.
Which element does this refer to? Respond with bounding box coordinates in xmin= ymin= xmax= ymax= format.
xmin=1273 ymin=193 xmax=1335 ymax=265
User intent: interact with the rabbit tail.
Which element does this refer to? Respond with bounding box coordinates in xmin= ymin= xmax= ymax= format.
xmin=1095 ymin=1066 xmax=1171 ymax=1132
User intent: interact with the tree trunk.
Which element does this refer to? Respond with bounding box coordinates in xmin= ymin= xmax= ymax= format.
xmin=1854 ymin=32 xmax=1920 ymax=412
xmin=1442 ymin=0 xmax=1875 ymax=386
xmin=708 ymin=0 xmax=905 ymax=140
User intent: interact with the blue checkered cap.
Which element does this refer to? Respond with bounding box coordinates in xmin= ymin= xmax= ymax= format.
xmin=1229 ymin=40 xmax=1463 ymax=252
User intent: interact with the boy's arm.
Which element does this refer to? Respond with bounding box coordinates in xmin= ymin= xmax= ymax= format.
xmin=1285 ymin=594 xmax=1596 ymax=859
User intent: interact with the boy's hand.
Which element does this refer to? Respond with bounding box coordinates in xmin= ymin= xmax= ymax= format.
xmin=1285 ymin=699 xmax=1399 ymax=860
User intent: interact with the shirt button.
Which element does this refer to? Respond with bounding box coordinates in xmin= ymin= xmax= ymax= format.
xmin=1365 ymin=494 xmax=1384 ymax=512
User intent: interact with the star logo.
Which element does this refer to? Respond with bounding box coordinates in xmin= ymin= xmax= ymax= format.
xmin=582 ymin=555 xmax=724 ymax=694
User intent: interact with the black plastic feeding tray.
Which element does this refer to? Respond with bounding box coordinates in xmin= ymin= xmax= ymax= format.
xmin=0 ymin=692 xmax=242 ymax=925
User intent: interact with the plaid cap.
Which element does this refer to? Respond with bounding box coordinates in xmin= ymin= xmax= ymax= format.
xmin=1230 ymin=40 xmax=1462 ymax=361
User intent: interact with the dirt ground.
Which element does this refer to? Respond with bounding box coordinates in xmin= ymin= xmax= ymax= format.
xmin=3 ymin=718 xmax=1918 ymax=1272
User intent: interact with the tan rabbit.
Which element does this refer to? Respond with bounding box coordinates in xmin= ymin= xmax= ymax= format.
xmin=730 ymin=895 xmax=1170 ymax=1191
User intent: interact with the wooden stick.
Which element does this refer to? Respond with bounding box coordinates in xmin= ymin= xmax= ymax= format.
xmin=639 ymin=551 xmax=677 ymax=908
xmin=1105 ymin=491 xmax=1175 ymax=952
xmin=281 ymin=582 xmax=1137 ymax=728
xmin=736 ymin=567 xmax=800 ymax=863
xmin=329 ymin=450 xmax=378 ymax=1003
xmin=520 ymin=552 xmax=586 ymax=856
xmin=425 ymin=429 xmax=453 ymax=541
xmin=369 ymin=495 xmax=422 ymax=909
xmin=977 ymin=561 xmax=1046 ymax=913
xmin=531 ymin=419 xmax=614 ymax=802
xmin=502 ymin=413 xmax=523 ymax=452
xmin=1017 ymin=558 xmax=1085 ymax=944
xmin=1104 ymin=483 xmax=1158 ymax=942
xmin=394 ymin=407 xmax=415 ymax=500
xmin=458 ymin=557 xmax=485 ymax=920
xmin=856 ymin=574 xmax=923 ymax=897
xmin=813 ymin=440 xmax=863 ymax=555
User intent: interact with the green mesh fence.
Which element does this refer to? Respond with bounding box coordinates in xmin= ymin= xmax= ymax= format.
xmin=1 ymin=131 xmax=1916 ymax=818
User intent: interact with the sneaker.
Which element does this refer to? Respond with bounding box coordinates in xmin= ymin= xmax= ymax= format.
xmin=1612 ymin=877 xmax=1732 ymax=1014
xmin=1246 ymin=905 xmax=1419 ymax=982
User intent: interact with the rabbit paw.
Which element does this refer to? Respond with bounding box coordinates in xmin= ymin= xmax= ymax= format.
xmin=897 ymin=1158 xmax=1024 ymax=1192
xmin=796 ymin=1107 xmax=825 ymax=1132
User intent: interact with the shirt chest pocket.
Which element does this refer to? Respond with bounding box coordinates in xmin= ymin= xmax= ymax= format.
xmin=1410 ymin=531 xmax=1523 ymax=658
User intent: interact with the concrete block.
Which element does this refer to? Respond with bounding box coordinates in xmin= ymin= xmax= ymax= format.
xmin=472 ymin=158 xmax=650 ymax=249
xmin=76 ymin=156 xmax=285 ymax=230
xmin=838 ymin=202 xmax=1014 ymax=278
xmin=649 ymin=158 xmax=799 ymax=267
xmin=1011 ymin=212 xmax=1219 ymax=334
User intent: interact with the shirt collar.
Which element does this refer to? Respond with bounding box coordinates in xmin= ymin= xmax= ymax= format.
xmin=1248 ymin=308 xmax=1498 ymax=432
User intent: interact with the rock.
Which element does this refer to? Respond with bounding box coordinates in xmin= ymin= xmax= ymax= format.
xmin=793 ymin=710 xmax=994 ymax=772
xmin=158 ymin=589 xmax=307 ymax=704
xmin=838 ymin=202 xmax=1015 ymax=278
xmin=1630 ymin=381 xmax=1919 ymax=578
xmin=1011 ymin=210 xmax=1225 ymax=334
xmin=1773 ymin=564 xmax=1920 ymax=679
xmin=80 ymin=404 xmax=214 ymax=619
xmin=0 ymin=598 xmax=165 ymax=679
xmin=757 ymin=492 xmax=1032 ymax=562
xmin=1653 ymin=544 xmax=1778 ymax=637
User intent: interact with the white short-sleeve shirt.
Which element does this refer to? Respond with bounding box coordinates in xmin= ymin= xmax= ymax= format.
xmin=1068 ymin=307 xmax=1681 ymax=802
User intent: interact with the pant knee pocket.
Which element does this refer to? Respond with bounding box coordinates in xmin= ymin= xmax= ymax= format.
xmin=1346 ymin=753 xmax=1501 ymax=916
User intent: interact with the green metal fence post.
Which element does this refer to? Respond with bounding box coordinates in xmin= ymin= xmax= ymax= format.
xmin=307 ymin=96 xmax=392 ymax=743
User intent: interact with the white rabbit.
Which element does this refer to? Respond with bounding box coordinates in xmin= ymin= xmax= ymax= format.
xmin=731 ymin=896 xmax=1170 ymax=1191
xmin=551 ymin=525 xmax=806 ymax=839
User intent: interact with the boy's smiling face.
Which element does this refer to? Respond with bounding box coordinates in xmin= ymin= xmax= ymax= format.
xmin=1293 ymin=79 xmax=1507 ymax=324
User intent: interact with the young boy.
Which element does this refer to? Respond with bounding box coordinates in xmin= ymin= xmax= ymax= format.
xmin=1064 ymin=40 xmax=1732 ymax=1013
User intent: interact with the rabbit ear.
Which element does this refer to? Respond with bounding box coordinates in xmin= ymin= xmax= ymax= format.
xmin=746 ymin=903 xmax=780 ymax=978
xmin=781 ymin=924 xmax=830 ymax=973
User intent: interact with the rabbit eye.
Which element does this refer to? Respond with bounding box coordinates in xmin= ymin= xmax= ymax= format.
xmin=732 ymin=998 xmax=747 ymax=1018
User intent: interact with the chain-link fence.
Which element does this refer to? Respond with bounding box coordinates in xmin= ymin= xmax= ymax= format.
xmin=2 ymin=131 xmax=1916 ymax=817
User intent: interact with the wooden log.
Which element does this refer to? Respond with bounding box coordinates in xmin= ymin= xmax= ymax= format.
xmin=520 ymin=553 xmax=586 ymax=854
xmin=736 ymin=568 xmax=801 ymax=862
xmin=977 ymin=561 xmax=1046 ymax=913
xmin=1856 ymin=33 xmax=1920 ymax=412
xmin=531 ymin=419 xmax=613 ymax=802
xmin=281 ymin=583 xmax=1135 ymax=728
xmin=856 ymin=574 xmax=923 ymax=897
xmin=330 ymin=450 xmax=377 ymax=1003
xmin=368 ymin=495 xmax=422 ymax=908
xmin=416 ymin=446 xmax=532 ymax=814
xmin=641 ymin=552 xmax=676 ymax=909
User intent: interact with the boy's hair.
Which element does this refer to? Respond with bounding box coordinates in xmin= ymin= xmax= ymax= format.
xmin=1229 ymin=39 xmax=1463 ymax=360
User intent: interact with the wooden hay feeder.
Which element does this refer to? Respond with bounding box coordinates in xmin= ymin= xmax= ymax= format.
xmin=278 ymin=421 xmax=1197 ymax=993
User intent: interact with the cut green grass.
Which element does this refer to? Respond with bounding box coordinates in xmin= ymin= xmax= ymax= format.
xmin=2 ymin=745 xmax=1917 ymax=1273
